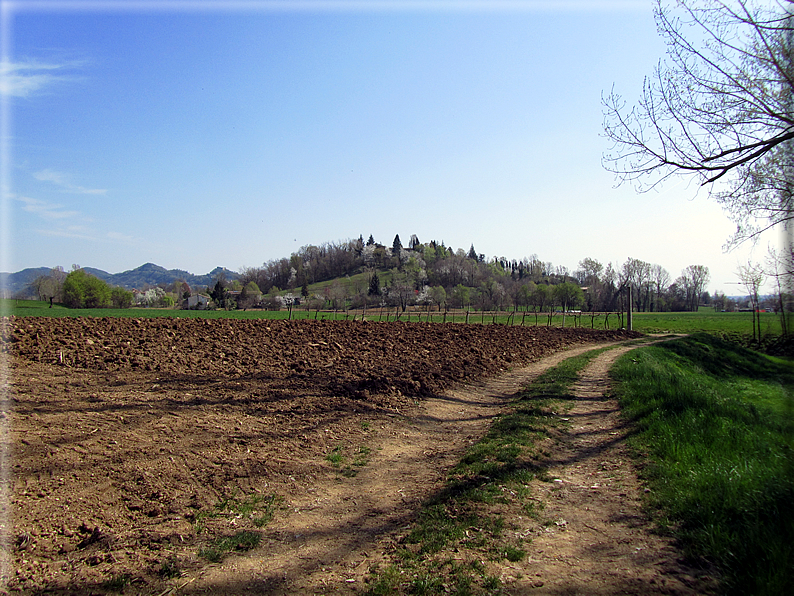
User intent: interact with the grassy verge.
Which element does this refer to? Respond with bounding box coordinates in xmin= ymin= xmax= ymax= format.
xmin=366 ymin=347 xmax=610 ymax=595
xmin=610 ymin=333 xmax=794 ymax=595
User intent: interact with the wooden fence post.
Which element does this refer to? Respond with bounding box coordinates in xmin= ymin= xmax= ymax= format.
xmin=627 ymin=286 xmax=633 ymax=331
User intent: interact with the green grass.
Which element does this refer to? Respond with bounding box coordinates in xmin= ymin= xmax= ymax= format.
xmin=630 ymin=309 xmax=785 ymax=336
xmin=194 ymin=492 xmax=280 ymax=534
xmin=325 ymin=445 xmax=345 ymax=466
xmin=304 ymin=269 xmax=397 ymax=295
xmin=198 ymin=530 xmax=261 ymax=563
xmin=1 ymin=298 xmax=376 ymax=321
xmin=325 ymin=444 xmax=372 ymax=477
xmin=1 ymin=299 xmax=299 ymax=320
xmin=611 ymin=333 xmax=794 ymax=595
xmin=366 ymin=347 xmax=610 ymax=594
xmin=157 ymin=556 xmax=182 ymax=579
xmin=100 ymin=573 xmax=131 ymax=592
xmin=4 ymin=298 xmax=787 ymax=343
xmin=190 ymin=492 xmax=278 ymax=564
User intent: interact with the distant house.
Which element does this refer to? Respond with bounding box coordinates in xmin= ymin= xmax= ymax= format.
xmin=186 ymin=294 xmax=210 ymax=310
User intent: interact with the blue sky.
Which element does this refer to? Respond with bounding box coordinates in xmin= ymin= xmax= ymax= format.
xmin=1 ymin=0 xmax=781 ymax=294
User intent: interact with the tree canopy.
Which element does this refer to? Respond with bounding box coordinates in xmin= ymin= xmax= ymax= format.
xmin=63 ymin=269 xmax=112 ymax=308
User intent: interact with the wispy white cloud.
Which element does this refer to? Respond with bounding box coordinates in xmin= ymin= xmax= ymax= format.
xmin=10 ymin=193 xmax=139 ymax=244
xmin=33 ymin=169 xmax=107 ymax=195
xmin=36 ymin=225 xmax=97 ymax=241
xmin=13 ymin=195 xmax=80 ymax=220
xmin=37 ymin=226 xmax=141 ymax=244
xmin=0 ymin=59 xmax=82 ymax=98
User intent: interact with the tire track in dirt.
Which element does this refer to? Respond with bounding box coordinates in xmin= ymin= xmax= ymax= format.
xmin=509 ymin=341 xmax=719 ymax=595
xmin=180 ymin=342 xmax=623 ymax=595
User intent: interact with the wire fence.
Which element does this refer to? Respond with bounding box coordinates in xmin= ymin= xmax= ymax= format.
xmin=285 ymin=305 xmax=629 ymax=330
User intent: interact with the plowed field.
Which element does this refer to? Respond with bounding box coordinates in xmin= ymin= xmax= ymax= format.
xmin=1 ymin=317 xmax=639 ymax=594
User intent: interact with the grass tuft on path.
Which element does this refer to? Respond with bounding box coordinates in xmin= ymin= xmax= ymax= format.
xmin=366 ymin=348 xmax=609 ymax=595
xmin=611 ymin=333 xmax=794 ymax=596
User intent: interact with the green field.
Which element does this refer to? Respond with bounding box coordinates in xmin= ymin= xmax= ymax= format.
xmin=612 ymin=334 xmax=794 ymax=595
xmin=0 ymin=299 xmax=295 ymax=320
xmin=631 ymin=309 xmax=785 ymax=335
xmin=2 ymin=299 xmax=787 ymax=341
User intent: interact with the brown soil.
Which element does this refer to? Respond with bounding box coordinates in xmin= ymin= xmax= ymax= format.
xmin=1 ymin=316 xmax=701 ymax=595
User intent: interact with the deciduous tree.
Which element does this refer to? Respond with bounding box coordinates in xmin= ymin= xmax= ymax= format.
xmin=62 ymin=269 xmax=112 ymax=309
xmin=239 ymin=281 xmax=261 ymax=310
xmin=603 ymin=0 xmax=794 ymax=245
xmin=576 ymin=257 xmax=604 ymax=286
xmin=554 ymin=282 xmax=584 ymax=326
xmin=110 ymin=286 xmax=133 ymax=308
xmin=737 ymin=261 xmax=766 ymax=341
xmin=429 ymin=285 xmax=447 ymax=311
xmin=679 ymin=264 xmax=711 ymax=311
xmin=451 ymin=284 xmax=470 ymax=309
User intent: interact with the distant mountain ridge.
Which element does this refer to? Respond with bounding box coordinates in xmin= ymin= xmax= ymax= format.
xmin=0 ymin=263 xmax=239 ymax=297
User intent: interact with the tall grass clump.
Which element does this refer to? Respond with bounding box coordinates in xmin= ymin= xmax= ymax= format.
xmin=611 ymin=333 xmax=794 ymax=595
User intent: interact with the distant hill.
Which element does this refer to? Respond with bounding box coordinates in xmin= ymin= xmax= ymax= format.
xmin=0 ymin=263 xmax=239 ymax=298
xmin=0 ymin=268 xmax=51 ymax=298
xmin=108 ymin=263 xmax=239 ymax=291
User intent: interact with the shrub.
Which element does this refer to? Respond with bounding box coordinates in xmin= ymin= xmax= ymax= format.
xmin=63 ymin=269 xmax=112 ymax=309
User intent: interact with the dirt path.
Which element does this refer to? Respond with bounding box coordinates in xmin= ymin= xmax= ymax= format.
xmin=508 ymin=342 xmax=719 ymax=595
xmin=180 ymin=343 xmax=615 ymax=594
xmin=178 ymin=339 xmax=716 ymax=595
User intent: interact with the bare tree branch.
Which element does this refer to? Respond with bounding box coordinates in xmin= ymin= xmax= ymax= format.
xmin=603 ymin=0 xmax=794 ymax=246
